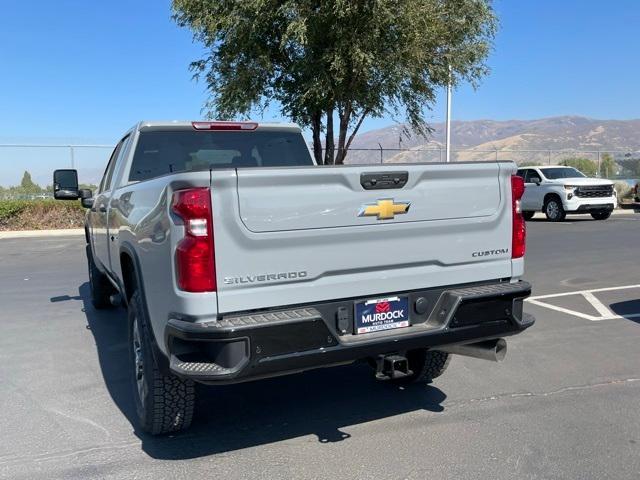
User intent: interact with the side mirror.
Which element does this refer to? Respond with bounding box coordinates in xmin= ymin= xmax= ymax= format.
xmin=53 ymin=169 xmax=79 ymax=200
xmin=79 ymin=189 xmax=94 ymax=209
xmin=530 ymin=176 xmax=541 ymax=185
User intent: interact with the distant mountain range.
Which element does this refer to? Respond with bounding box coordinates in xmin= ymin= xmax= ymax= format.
xmin=346 ymin=116 xmax=640 ymax=164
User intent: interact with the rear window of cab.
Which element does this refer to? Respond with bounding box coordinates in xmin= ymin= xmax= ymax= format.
xmin=129 ymin=130 xmax=313 ymax=182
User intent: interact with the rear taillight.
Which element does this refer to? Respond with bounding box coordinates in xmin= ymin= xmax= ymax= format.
xmin=191 ymin=121 xmax=258 ymax=131
xmin=511 ymin=175 xmax=526 ymax=259
xmin=172 ymin=188 xmax=216 ymax=292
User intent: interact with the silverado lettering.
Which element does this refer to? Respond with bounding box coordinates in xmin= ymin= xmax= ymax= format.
xmin=223 ymin=271 xmax=308 ymax=285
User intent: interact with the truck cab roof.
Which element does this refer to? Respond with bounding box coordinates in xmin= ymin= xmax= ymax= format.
xmin=135 ymin=120 xmax=302 ymax=133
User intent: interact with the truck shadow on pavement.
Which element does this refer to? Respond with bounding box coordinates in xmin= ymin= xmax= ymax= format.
xmin=78 ymin=282 xmax=447 ymax=459
xmin=610 ymin=299 xmax=640 ymax=325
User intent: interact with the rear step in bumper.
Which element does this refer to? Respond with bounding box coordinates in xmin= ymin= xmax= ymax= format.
xmin=165 ymin=280 xmax=534 ymax=384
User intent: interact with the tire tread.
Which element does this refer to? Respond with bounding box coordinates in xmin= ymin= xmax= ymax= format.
xmin=86 ymin=244 xmax=114 ymax=309
xmin=393 ymin=349 xmax=451 ymax=385
xmin=129 ymin=291 xmax=195 ymax=435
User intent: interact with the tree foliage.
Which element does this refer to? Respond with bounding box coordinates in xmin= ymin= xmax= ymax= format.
xmin=20 ymin=171 xmax=39 ymax=193
xmin=598 ymin=153 xmax=617 ymax=178
xmin=172 ymin=0 xmax=497 ymax=164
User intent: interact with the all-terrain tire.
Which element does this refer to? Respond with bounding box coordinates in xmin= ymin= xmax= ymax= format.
xmin=522 ymin=211 xmax=535 ymax=221
xmin=86 ymin=244 xmax=115 ymax=309
xmin=129 ymin=291 xmax=195 ymax=435
xmin=590 ymin=210 xmax=612 ymax=220
xmin=544 ymin=196 xmax=566 ymax=222
xmin=392 ymin=349 xmax=451 ymax=385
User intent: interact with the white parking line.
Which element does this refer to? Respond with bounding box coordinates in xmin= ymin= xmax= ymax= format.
xmin=529 ymin=284 xmax=640 ymax=300
xmin=582 ymin=292 xmax=614 ymax=317
xmin=526 ymin=284 xmax=640 ymax=321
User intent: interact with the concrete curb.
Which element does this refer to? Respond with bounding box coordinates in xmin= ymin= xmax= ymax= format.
xmin=0 ymin=228 xmax=85 ymax=239
xmin=0 ymin=207 xmax=636 ymax=240
xmin=613 ymin=208 xmax=639 ymax=215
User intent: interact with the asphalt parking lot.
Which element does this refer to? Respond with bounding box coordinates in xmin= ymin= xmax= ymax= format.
xmin=1 ymin=215 xmax=639 ymax=479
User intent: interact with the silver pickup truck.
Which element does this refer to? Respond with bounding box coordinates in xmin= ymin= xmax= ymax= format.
xmin=53 ymin=120 xmax=534 ymax=435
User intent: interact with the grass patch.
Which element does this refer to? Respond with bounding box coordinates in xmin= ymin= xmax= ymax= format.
xmin=0 ymin=200 xmax=85 ymax=231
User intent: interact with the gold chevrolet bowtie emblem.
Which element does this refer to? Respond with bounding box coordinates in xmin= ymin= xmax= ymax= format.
xmin=358 ymin=199 xmax=411 ymax=220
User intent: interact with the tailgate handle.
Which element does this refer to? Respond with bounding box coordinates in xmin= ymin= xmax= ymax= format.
xmin=360 ymin=171 xmax=408 ymax=190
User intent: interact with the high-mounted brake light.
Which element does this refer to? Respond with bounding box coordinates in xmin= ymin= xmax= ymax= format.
xmin=511 ymin=175 xmax=526 ymax=259
xmin=191 ymin=121 xmax=258 ymax=131
xmin=172 ymin=188 xmax=216 ymax=292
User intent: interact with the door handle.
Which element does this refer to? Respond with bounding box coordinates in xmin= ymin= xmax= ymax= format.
xmin=360 ymin=171 xmax=408 ymax=190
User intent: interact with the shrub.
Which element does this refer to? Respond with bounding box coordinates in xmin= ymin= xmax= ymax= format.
xmin=614 ymin=181 xmax=633 ymax=200
xmin=0 ymin=200 xmax=31 ymax=224
xmin=0 ymin=200 xmax=85 ymax=230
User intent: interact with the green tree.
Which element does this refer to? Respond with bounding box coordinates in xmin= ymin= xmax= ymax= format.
xmin=559 ymin=158 xmax=597 ymax=177
xmin=598 ymin=153 xmax=617 ymax=178
xmin=20 ymin=171 xmax=40 ymax=194
xmin=172 ymin=0 xmax=497 ymax=164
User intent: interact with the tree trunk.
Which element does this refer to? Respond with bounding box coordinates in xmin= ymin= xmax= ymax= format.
xmin=311 ymin=111 xmax=323 ymax=165
xmin=336 ymin=109 xmax=370 ymax=165
xmin=335 ymin=103 xmax=351 ymax=165
xmin=324 ymin=106 xmax=334 ymax=165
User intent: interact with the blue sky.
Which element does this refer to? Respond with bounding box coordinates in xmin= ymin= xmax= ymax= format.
xmin=0 ymin=0 xmax=639 ymax=184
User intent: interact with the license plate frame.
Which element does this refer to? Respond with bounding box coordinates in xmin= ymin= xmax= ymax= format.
xmin=354 ymin=296 xmax=410 ymax=334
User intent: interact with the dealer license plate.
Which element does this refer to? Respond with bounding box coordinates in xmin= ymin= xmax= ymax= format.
xmin=354 ymin=296 xmax=410 ymax=334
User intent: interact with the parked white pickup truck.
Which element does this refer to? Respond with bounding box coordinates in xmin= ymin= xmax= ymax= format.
xmin=516 ymin=166 xmax=616 ymax=221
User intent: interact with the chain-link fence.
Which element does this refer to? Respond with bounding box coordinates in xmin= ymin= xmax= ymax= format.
xmin=1 ymin=143 xmax=639 ymax=199
xmin=326 ymin=147 xmax=640 ymax=180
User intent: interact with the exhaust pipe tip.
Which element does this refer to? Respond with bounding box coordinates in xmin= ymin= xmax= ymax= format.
xmin=493 ymin=338 xmax=507 ymax=362
xmin=439 ymin=338 xmax=507 ymax=362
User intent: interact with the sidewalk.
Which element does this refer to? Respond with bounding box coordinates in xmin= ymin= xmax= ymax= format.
xmin=0 ymin=228 xmax=85 ymax=239
xmin=1 ymin=207 xmax=636 ymax=240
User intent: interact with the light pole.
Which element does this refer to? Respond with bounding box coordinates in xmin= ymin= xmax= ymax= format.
xmin=445 ymin=65 xmax=452 ymax=163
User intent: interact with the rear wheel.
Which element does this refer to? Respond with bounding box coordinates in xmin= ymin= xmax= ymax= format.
xmin=86 ymin=244 xmax=115 ymax=309
xmin=591 ymin=210 xmax=612 ymax=220
xmin=522 ymin=211 xmax=535 ymax=221
xmin=392 ymin=349 xmax=451 ymax=385
xmin=129 ymin=291 xmax=195 ymax=435
xmin=544 ymin=197 xmax=566 ymax=222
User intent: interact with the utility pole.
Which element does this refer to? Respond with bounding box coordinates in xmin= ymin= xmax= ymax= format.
xmin=445 ymin=65 xmax=452 ymax=163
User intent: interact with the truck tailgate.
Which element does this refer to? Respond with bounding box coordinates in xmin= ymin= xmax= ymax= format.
xmin=211 ymin=162 xmax=515 ymax=313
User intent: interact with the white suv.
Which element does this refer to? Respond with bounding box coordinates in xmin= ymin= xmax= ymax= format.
xmin=516 ymin=166 xmax=615 ymax=221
